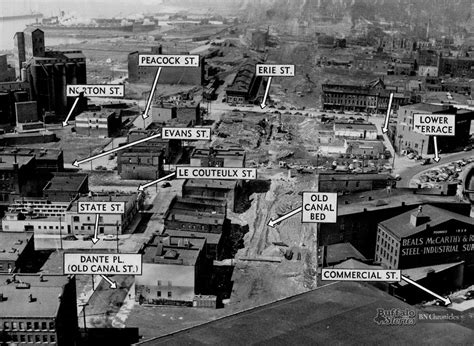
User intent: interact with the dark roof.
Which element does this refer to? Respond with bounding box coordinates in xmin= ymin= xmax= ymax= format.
xmin=142 ymin=235 xmax=205 ymax=265
xmin=379 ymin=204 xmax=474 ymax=239
xmin=325 ymin=242 xmax=366 ymax=265
xmin=43 ymin=173 xmax=88 ymax=193
xmin=398 ymin=103 xmax=448 ymax=113
xmin=0 ymin=232 xmax=33 ymax=262
xmin=0 ymin=147 xmax=62 ymax=162
xmin=337 ymin=187 xmax=468 ymax=216
xmin=318 ymin=173 xmax=393 ymax=182
xmin=0 ymin=274 xmax=71 ymax=318
xmin=137 ymin=281 xmax=474 ymax=345
xmin=184 ymin=178 xmax=237 ymax=189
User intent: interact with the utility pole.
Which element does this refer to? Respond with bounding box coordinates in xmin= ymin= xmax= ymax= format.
xmin=59 ymin=216 xmax=63 ymax=250
xmin=116 ymin=221 xmax=119 ymax=253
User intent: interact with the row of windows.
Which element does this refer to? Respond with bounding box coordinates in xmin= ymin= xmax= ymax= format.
xmin=5 ymin=333 xmax=55 ymax=344
xmin=3 ymin=321 xmax=54 ymax=331
xmin=157 ymin=291 xmax=172 ymax=298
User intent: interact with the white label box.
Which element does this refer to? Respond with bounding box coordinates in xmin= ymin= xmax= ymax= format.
xmin=413 ymin=113 xmax=456 ymax=136
xmin=138 ymin=54 xmax=200 ymax=67
xmin=321 ymin=269 xmax=401 ymax=282
xmin=302 ymin=192 xmax=337 ymax=223
xmin=66 ymin=84 xmax=124 ymax=97
xmin=77 ymin=201 xmax=125 ymax=214
xmin=161 ymin=127 xmax=211 ymax=140
xmin=176 ymin=167 xmax=257 ymax=180
xmin=256 ymin=64 xmax=295 ymax=77
xmin=64 ymin=253 xmax=142 ymax=275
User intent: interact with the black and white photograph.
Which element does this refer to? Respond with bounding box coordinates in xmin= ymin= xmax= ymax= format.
xmin=0 ymin=0 xmax=474 ymax=344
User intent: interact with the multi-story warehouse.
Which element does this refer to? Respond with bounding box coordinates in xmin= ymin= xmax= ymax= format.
xmin=137 ymin=234 xmax=210 ymax=307
xmin=182 ymin=179 xmax=238 ymax=212
xmin=117 ymin=130 xmax=166 ymax=180
xmin=376 ymin=205 xmax=474 ymax=271
xmin=190 ymin=146 xmax=246 ymax=168
xmin=438 ymin=56 xmax=474 ymax=78
xmin=65 ymin=193 xmax=143 ymax=236
xmin=395 ymin=103 xmax=472 ymax=155
xmin=74 ymin=110 xmax=122 ymax=137
xmin=318 ymin=188 xmax=471 ymax=259
xmin=0 ymin=274 xmax=78 ymax=345
xmin=42 ymin=173 xmax=89 ymax=203
xmin=0 ymin=155 xmax=38 ymax=205
xmin=321 ymin=78 xmax=410 ymax=114
xmin=0 ymin=232 xmax=34 ymax=273
xmin=128 ymin=46 xmax=205 ymax=85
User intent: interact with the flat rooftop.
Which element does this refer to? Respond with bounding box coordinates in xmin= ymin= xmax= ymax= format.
xmin=76 ymin=110 xmax=115 ymax=119
xmin=163 ymin=228 xmax=222 ymax=246
xmin=334 ymin=122 xmax=377 ymax=131
xmin=0 ymin=147 xmax=62 ymax=161
xmin=337 ymin=188 xmax=468 ymax=216
xmin=138 ymin=281 xmax=474 ymax=344
xmin=191 ymin=147 xmax=245 ymax=158
xmin=69 ymin=193 xmax=137 ymax=212
xmin=43 ymin=173 xmax=88 ymax=193
xmin=317 ymin=173 xmax=393 ymax=181
xmin=0 ymin=232 xmax=33 ymax=262
xmin=0 ymin=274 xmax=71 ymax=318
xmin=0 ymin=155 xmax=34 ymax=170
xmin=142 ymin=235 xmax=205 ymax=266
xmin=184 ymin=178 xmax=238 ymax=189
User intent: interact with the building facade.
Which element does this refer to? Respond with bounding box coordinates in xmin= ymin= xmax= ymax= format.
xmin=376 ymin=205 xmax=474 ymax=270
xmin=136 ymin=234 xmax=209 ymax=307
xmin=75 ymin=110 xmax=122 ymax=137
xmin=321 ymin=78 xmax=410 ymax=114
xmin=0 ymin=274 xmax=78 ymax=345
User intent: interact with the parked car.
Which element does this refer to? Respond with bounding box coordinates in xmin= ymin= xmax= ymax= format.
xmin=63 ymin=235 xmax=78 ymax=241
xmin=421 ymin=158 xmax=431 ymax=165
xmin=104 ymin=234 xmax=118 ymax=241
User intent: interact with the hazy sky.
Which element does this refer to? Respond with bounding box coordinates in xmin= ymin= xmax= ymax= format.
xmin=0 ymin=0 xmax=169 ymax=17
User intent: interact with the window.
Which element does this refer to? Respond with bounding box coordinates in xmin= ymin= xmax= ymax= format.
xmin=157 ymin=291 xmax=161 ymax=297
xmin=12 ymin=322 xmax=17 ymax=329
xmin=43 ymin=335 xmax=48 ymax=343
xmin=20 ymin=335 xmax=26 ymax=342
xmin=34 ymin=322 xmax=39 ymax=329
xmin=3 ymin=322 xmax=9 ymax=329
xmin=42 ymin=322 xmax=47 ymax=330
xmin=49 ymin=322 xmax=55 ymax=330
xmin=27 ymin=335 xmax=33 ymax=343
xmin=19 ymin=322 xmax=24 ymax=330
xmin=35 ymin=335 xmax=41 ymax=343
xmin=73 ymin=216 xmax=80 ymax=222
xmin=168 ymin=291 xmax=172 ymax=298
xmin=50 ymin=335 xmax=56 ymax=342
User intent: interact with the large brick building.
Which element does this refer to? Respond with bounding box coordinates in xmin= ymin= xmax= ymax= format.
xmin=376 ymin=205 xmax=474 ymax=271
xmin=128 ymin=46 xmax=205 ymax=85
xmin=137 ymin=234 xmax=210 ymax=307
xmin=321 ymin=78 xmax=410 ymax=114
xmin=225 ymin=60 xmax=264 ymax=105
xmin=0 ymin=274 xmax=78 ymax=345
xmin=395 ymin=103 xmax=472 ymax=155
xmin=74 ymin=110 xmax=122 ymax=137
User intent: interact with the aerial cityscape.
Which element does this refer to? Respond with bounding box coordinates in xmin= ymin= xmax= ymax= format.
xmin=1 ymin=0 xmax=474 ymax=344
